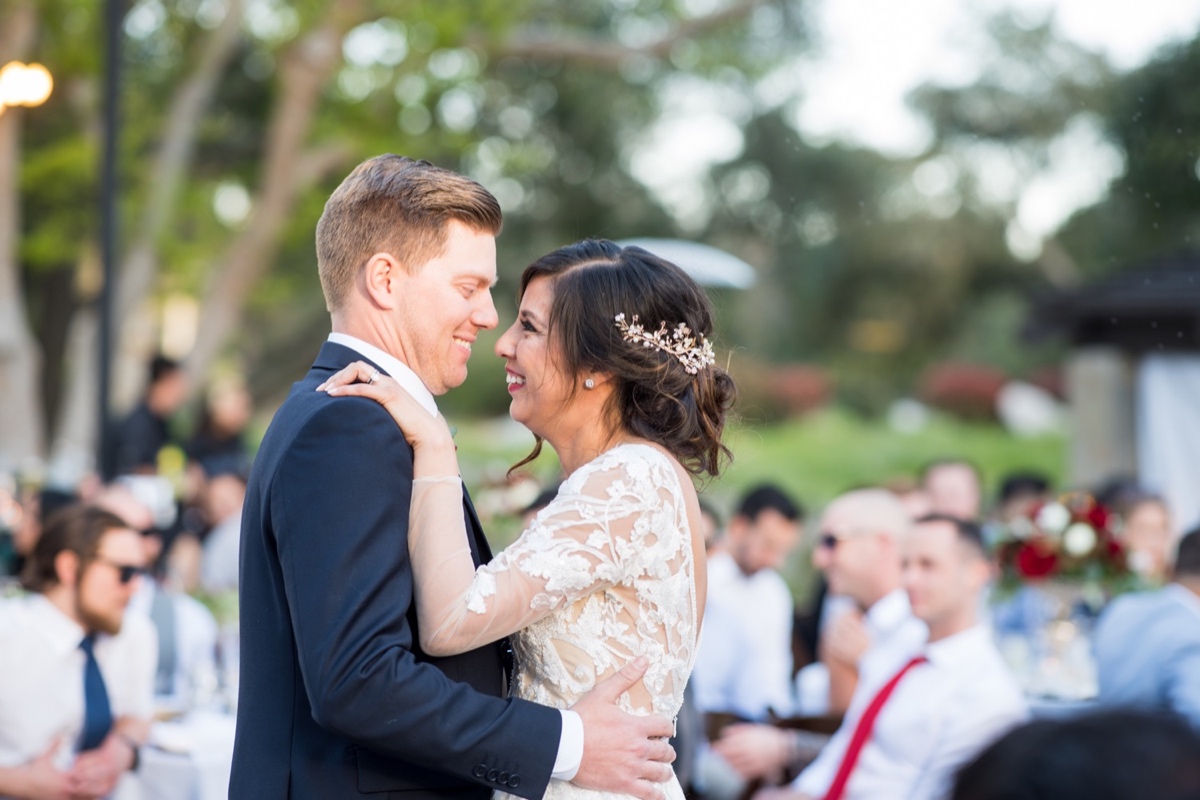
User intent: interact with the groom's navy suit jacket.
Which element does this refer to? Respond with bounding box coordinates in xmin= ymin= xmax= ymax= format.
xmin=230 ymin=343 xmax=560 ymax=800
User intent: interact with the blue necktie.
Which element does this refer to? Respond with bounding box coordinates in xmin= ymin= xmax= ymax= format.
xmin=79 ymin=635 xmax=113 ymax=751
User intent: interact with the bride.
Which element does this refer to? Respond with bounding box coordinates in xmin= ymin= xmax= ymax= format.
xmin=323 ymin=239 xmax=736 ymax=800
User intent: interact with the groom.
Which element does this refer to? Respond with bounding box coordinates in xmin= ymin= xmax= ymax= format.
xmin=230 ymin=155 xmax=676 ymax=799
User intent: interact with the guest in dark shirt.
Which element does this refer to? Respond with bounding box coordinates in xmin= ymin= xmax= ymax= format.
xmin=110 ymin=355 xmax=188 ymax=477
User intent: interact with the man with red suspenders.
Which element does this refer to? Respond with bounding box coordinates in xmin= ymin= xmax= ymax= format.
xmin=764 ymin=514 xmax=1027 ymax=800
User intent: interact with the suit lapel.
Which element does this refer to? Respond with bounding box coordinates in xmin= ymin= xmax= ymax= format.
xmin=461 ymin=485 xmax=493 ymax=565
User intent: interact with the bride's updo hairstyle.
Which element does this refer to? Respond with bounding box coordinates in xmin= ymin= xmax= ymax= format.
xmin=516 ymin=238 xmax=736 ymax=478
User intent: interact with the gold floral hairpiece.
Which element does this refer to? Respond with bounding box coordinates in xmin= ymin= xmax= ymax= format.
xmin=614 ymin=313 xmax=716 ymax=374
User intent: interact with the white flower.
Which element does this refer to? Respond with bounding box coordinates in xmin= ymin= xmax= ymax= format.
xmin=1062 ymin=523 xmax=1097 ymax=557
xmin=1036 ymin=503 xmax=1072 ymax=536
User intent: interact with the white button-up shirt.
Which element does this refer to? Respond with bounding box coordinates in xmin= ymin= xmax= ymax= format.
xmin=327 ymin=333 xmax=439 ymax=417
xmin=693 ymin=552 xmax=796 ymax=719
xmin=858 ymin=589 xmax=929 ymax=675
xmin=128 ymin=581 xmax=218 ymax=705
xmin=0 ymin=594 xmax=156 ymax=771
xmin=795 ymin=624 xmax=1027 ymax=800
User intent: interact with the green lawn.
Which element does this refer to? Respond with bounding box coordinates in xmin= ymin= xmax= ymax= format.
xmin=454 ymin=407 xmax=1066 ymax=514
xmin=451 ymin=406 xmax=1066 ymax=601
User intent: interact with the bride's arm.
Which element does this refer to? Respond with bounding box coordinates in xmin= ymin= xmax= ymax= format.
xmin=320 ymin=361 xmax=647 ymax=656
xmin=410 ymin=460 xmax=652 ymax=656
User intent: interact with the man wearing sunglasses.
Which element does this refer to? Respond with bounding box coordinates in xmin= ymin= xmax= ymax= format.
xmin=0 ymin=505 xmax=155 ymax=800
xmin=711 ymin=489 xmax=925 ymax=785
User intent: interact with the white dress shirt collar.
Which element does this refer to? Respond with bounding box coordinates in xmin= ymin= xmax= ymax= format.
xmin=865 ymin=588 xmax=911 ymax=637
xmin=26 ymin=593 xmax=86 ymax=656
xmin=327 ymin=332 xmax=439 ymax=418
xmin=923 ymin=624 xmax=992 ymax=669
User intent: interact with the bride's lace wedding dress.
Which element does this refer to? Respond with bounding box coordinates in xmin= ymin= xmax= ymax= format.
xmin=409 ymin=442 xmax=699 ymax=800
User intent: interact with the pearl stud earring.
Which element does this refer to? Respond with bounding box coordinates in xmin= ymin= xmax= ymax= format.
xmin=584 ymin=378 xmax=595 ymax=389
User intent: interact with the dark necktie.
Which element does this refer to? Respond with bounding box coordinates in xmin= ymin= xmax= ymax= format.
xmin=79 ymin=635 xmax=114 ymax=751
xmin=823 ymin=655 xmax=928 ymax=800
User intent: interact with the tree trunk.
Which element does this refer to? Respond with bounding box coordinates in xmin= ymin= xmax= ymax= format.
xmin=184 ymin=6 xmax=358 ymax=384
xmin=116 ymin=0 xmax=245 ymax=328
xmin=0 ymin=2 xmax=46 ymax=473
xmin=49 ymin=1 xmax=245 ymax=470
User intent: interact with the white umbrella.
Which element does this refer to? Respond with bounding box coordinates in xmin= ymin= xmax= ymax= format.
xmin=616 ymin=238 xmax=757 ymax=289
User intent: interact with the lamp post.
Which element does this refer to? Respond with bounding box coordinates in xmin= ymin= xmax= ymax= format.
xmin=98 ymin=0 xmax=124 ymax=480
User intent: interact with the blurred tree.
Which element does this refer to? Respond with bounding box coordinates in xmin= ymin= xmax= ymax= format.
xmin=0 ymin=1 xmax=43 ymax=470
xmin=8 ymin=0 xmax=797 ymax=471
xmin=699 ymin=12 xmax=1118 ymax=414
xmin=1056 ymin=35 xmax=1200 ymax=273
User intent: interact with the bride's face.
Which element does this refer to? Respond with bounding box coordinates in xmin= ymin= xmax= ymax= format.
xmin=495 ymin=276 xmax=578 ymax=438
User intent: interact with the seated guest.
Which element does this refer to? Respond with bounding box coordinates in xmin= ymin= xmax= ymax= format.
xmin=1093 ymin=527 xmax=1200 ymax=727
xmin=109 ymin=354 xmax=188 ymax=477
xmin=951 ymin=709 xmax=1200 ymax=800
xmin=692 ymin=484 xmax=804 ymax=800
xmin=883 ymin=476 xmax=932 ymax=522
xmin=698 ymin=498 xmax=725 ymax=555
xmin=812 ymin=489 xmax=927 ymax=714
xmin=921 ymin=458 xmax=983 ymax=521
xmin=0 ymin=506 xmax=154 ymax=799
xmin=693 ymin=484 xmax=805 ymax=722
xmin=0 ymin=474 xmax=24 ymax=578
xmin=763 ymin=515 xmax=1026 ymax=800
xmin=95 ymin=481 xmax=219 ymax=707
xmin=1114 ymin=492 xmax=1174 ymax=584
xmin=199 ymin=468 xmax=247 ymax=594
xmin=714 ymin=489 xmax=926 ymax=783
xmin=983 ymin=470 xmax=1050 ymax=548
xmin=184 ymin=380 xmax=252 ymax=480
xmin=991 ymin=471 xmax=1050 ymax=524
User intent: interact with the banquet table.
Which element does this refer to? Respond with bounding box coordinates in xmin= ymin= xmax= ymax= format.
xmin=115 ymin=710 xmax=237 ymax=800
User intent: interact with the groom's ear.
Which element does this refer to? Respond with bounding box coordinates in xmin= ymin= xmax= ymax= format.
xmin=363 ymin=251 xmax=403 ymax=310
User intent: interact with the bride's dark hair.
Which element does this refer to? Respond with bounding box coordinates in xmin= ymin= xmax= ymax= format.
xmin=511 ymin=239 xmax=736 ymax=478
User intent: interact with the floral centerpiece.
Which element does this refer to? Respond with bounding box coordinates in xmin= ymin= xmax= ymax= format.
xmin=991 ymin=492 xmax=1134 ymax=700
xmin=992 ymin=492 xmax=1136 ymax=604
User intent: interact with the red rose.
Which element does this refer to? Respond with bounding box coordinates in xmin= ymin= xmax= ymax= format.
xmin=1086 ymin=504 xmax=1111 ymax=530
xmin=1016 ymin=541 xmax=1059 ymax=578
xmin=1103 ymin=538 xmax=1128 ymax=568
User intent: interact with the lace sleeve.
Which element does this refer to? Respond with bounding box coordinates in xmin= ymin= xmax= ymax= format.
xmin=409 ymin=454 xmax=667 ymax=656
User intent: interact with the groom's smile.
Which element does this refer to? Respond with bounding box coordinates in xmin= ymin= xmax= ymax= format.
xmin=392 ymin=220 xmax=499 ymax=395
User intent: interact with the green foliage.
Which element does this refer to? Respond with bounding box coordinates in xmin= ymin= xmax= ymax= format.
xmin=702 ymin=107 xmax=1042 ymax=412
xmin=1058 ymin=36 xmax=1200 ymax=272
xmin=18 ymin=136 xmax=96 ymax=270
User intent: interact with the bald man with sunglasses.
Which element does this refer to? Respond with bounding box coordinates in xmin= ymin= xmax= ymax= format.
xmin=712 ymin=489 xmax=926 ymax=783
xmin=0 ymin=506 xmax=155 ymax=800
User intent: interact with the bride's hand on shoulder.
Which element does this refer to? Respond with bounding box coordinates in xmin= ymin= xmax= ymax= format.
xmin=318 ymin=361 xmax=454 ymax=452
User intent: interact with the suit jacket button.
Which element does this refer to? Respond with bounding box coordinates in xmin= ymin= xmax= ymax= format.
xmin=498 ymin=772 xmax=510 ymax=784
xmin=473 ymin=765 xmax=487 ymax=778
xmin=508 ymin=775 xmax=521 ymax=789
xmin=486 ymin=769 xmax=500 ymax=782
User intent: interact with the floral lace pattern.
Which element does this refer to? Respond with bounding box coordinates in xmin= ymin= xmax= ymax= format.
xmin=407 ymin=444 xmax=698 ymax=800
xmin=497 ymin=445 xmax=698 ymax=722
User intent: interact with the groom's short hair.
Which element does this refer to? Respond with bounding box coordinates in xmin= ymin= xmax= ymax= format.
xmin=316 ymin=154 xmax=503 ymax=312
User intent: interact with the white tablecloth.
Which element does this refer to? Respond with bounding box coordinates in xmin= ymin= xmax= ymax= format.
xmin=120 ymin=711 xmax=236 ymax=800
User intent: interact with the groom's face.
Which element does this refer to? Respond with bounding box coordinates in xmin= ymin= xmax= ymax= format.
xmin=393 ymin=220 xmax=499 ymax=394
